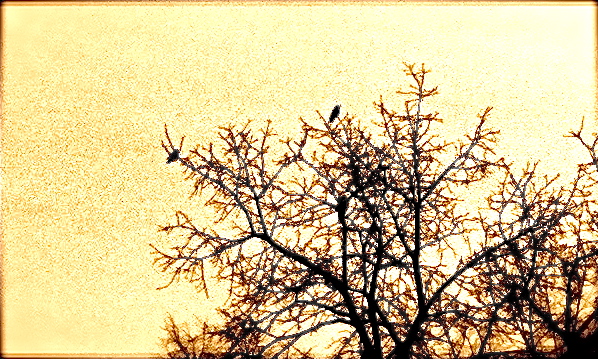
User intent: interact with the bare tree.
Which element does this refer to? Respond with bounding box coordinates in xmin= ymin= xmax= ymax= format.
xmin=153 ymin=64 xmax=598 ymax=359
xmin=160 ymin=313 xmax=270 ymax=359
xmin=440 ymin=121 xmax=598 ymax=359
xmin=450 ymin=163 xmax=597 ymax=359
xmin=161 ymin=314 xmax=217 ymax=359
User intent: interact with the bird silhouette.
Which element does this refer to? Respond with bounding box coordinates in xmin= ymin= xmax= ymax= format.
xmin=329 ymin=104 xmax=341 ymax=122
xmin=335 ymin=195 xmax=349 ymax=217
xmin=166 ymin=149 xmax=180 ymax=164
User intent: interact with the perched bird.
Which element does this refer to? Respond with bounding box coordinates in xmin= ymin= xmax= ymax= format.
xmin=335 ymin=195 xmax=350 ymax=217
xmin=329 ymin=104 xmax=341 ymax=122
xmin=166 ymin=149 xmax=180 ymax=164
xmin=505 ymin=285 xmax=518 ymax=305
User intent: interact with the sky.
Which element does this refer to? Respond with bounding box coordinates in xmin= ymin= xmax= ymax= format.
xmin=1 ymin=1 xmax=596 ymax=356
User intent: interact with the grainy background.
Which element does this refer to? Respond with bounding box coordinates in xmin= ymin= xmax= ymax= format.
xmin=2 ymin=2 xmax=596 ymax=356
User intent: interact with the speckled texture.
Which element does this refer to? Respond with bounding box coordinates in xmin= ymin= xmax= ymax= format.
xmin=2 ymin=2 xmax=596 ymax=356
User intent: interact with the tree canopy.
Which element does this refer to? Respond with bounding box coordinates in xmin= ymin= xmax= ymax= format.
xmin=154 ymin=64 xmax=598 ymax=359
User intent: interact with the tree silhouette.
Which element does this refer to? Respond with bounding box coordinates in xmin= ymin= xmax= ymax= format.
xmin=160 ymin=313 xmax=268 ymax=359
xmin=154 ymin=63 xmax=598 ymax=359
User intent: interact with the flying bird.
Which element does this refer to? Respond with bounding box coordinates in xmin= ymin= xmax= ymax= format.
xmin=329 ymin=104 xmax=341 ymax=122
xmin=166 ymin=149 xmax=180 ymax=164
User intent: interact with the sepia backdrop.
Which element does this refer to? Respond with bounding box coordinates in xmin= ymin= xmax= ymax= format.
xmin=1 ymin=1 xmax=596 ymax=356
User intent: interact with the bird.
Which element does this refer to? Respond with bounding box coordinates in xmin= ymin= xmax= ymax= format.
xmin=335 ymin=195 xmax=350 ymax=217
xmin=329 ymin=104 xmax=341 ymax=122
xmin=166 ymin=149 xmax=180 ymax=164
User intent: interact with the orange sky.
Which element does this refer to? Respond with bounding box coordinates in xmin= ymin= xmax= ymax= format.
xmin=1 ymin=2 xmax=596 ymax=356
